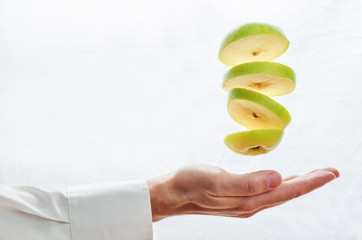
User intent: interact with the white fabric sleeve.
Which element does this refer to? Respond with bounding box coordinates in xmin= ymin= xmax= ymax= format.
xmin=0 ymin=180 xmax=153 ymax=240
xmin=68 ymin=180 xmax=153 ymax=240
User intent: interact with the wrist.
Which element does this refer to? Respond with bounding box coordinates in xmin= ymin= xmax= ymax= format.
xmin=147 ymin=172 xmax=188 ymax=222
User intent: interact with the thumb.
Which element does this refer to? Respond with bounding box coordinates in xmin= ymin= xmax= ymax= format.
xmin=215 ymin=170 xmax=282 ymax=197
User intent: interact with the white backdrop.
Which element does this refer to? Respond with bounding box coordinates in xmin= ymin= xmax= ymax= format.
xmin=0 ymin=0 xmax=361 ymax=239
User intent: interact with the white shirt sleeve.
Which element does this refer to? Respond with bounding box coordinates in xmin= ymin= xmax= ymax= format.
xmin=0 ymin=180 xmax=153 ymax=240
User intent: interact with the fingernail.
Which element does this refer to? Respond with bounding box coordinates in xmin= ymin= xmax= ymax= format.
xmin=322 ymin=167 xmax=340 ymax=178
xmin=331 ymin=170 xmax=340 ymax=178
xmin=268 ymin=172 xmax=281 ymax=188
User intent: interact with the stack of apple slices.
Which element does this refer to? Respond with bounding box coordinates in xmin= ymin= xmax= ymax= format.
xmin=218 ymin=23 xmax=295 ymax=155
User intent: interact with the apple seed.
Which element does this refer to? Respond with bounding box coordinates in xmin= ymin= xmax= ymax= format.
xmin=250 ymin=146 xmax=261 ymax=150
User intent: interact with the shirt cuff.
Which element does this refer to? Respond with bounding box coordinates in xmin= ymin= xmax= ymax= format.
xmin=67 ymin=180 xmax=153 ymax=240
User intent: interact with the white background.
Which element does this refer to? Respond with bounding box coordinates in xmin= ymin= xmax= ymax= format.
xmin=0 ymin=0 xmax=361 ymax=239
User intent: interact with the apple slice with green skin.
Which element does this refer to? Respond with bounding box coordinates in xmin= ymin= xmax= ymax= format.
xmin=228 ymin=88 xmax=291 ymax=129
xmin=218 ymin=23 xmax=289 ymax=66
xmin=224 ymin=129 xmax=284 ymax=155
xmin=223 ymin=61 xmax=295 ymax=96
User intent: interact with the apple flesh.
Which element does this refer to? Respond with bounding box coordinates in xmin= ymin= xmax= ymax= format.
xmin=224 ymin=128 xmax=284 ymax=155
xmin=227 ymin=88 xmax=291 ymax=129
xmin=218 ymin=23 xmax=289 ymax=66
xmin=223 ymin=61 xmax=295 ymax=96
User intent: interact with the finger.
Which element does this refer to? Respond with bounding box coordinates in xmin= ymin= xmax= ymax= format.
xmin=251 ymin=168 xmax=337 ymax=208
xmin=308 ymin=167 xmax=339 ymax=177
xmin=321 ymin=167 xmax=339 ymax=177
xmin=283 ymin=175 xmax=299 ymax=181
xmin=215 ymin=168 xmax=337 ymax=210
xmin=281 ymin=167 xmax=339 ymax=182
xmin=238 ymin=201 xmax=287 ymax=218
xmin=214 ymin=170 xmax=282 ymax=197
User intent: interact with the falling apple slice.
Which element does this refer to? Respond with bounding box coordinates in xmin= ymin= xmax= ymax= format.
xmin=218 ymin=23 xmax=289 ymax=66
xmin=227 ymin=88 xmax=291 ymax=129
xmin=224 ymin=129 xmax=284 ymax=155
xmin=223 ymin=61 xmax=295 ymax=96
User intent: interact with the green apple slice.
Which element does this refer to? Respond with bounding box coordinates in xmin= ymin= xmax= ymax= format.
xmin=218 ymin=23 xmax=289 ymax=66
xmin=224 ymin=129 xmax=284 ymax=155
xmin=227 ymin=88 xmax=291 ymax=129
xmin=223 ymin=62 xmax=295 ymax=96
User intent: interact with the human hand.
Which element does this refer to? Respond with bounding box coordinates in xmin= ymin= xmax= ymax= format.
xmin=147 ymin=164 xmax=339 ymax=222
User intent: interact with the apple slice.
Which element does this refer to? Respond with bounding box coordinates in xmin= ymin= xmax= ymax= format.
xmin=223 ymin=62 xmax=295 ymax=96
xmin=218 ymin=23 xmax=289 ymax=66
xmin=228 ymin=88 xmax=291 ymax=129
xmin=224 ymin=129 xmax=284 ymax=155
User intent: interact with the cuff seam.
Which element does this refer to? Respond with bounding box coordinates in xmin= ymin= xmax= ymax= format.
xmin=142 ymin=181 xmax=153 ymax=240
xmin=67 ymin=188 xmax=81 ymax=240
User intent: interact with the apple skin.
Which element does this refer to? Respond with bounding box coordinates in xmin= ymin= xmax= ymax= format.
xmin=227 ymin=88 xmax=291 ymax=129
xmin=224 ymin=128 xmax=284 ymax=155
xmin=223 ymin=61 xmax=296 ymax=96
xmin=218 ymin=23 xmax=289 ymax=66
